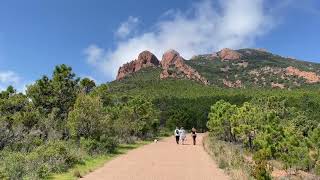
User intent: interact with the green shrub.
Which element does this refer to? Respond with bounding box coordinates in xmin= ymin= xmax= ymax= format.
xmin=218 ymin=158 xmax=229 ymax=169
xmin=252 ymin=161 xmax=271 ymax=180
xmin=80 ymin=136 xmax=118 ymax=155
xmin=7 ymin=134 xmax=43 ymax=153
xmin=204 ymin=135 xmax=252 ymax=179
xmin=314 ymin=161 xmax=320 ymax=176
xmin=26 ymin=141 xmax=80 ymax=179
xmin=0 ymin=151 xmax=26 ymax=179
xmin=73 ymin=170 xmax=82 ymax=178
xmin=99 ymin=135 xmax=118 ymax=153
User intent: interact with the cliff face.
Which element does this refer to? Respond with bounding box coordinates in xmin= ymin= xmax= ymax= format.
xmin=160 ymin=50 xmax=209 ymax=85
xmin=116 ymin=51 xmax=160 ymax=80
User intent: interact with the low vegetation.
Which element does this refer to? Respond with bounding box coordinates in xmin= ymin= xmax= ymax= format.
xmin=203 ymin=134 xmax=252 ymax=180
xmin=206 ymin=97 xmax=320 ymax=179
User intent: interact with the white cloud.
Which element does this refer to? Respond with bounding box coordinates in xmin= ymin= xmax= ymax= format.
xmin=0 ymin=70 xmax=21 ymax=91
xmin=84 ymin=44 xmax=106 ymax=65
xmin=115 ymin=16 xmax=140 ymax=39
xmin=85 ymin=0 xmax=275 ymax=80
xmin=0 ymin=71 xmax=20 ymax=85
xmin=0 ymin=70 xmax=31 ymax=93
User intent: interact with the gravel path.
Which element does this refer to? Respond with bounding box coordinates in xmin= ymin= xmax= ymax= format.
xmin=83 ymin=133 xmax=229 ymax=180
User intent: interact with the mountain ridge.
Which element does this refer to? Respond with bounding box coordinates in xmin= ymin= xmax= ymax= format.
xmin=116 ymin=48 xmax=320 ymax=89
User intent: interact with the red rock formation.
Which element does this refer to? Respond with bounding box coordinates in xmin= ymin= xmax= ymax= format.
xmin=160 ymin=50 xmax=209 ymax=85
xmin=285 ymin=66 xmax=320 ymax=83
xmin=116 ymin=51 xmax=160 ymax=80
xmin=218 ymin=48 xmax=242 ymax=61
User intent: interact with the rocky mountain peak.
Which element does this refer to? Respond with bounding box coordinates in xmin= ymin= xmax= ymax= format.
xmin=218 ymin=48 xmax=242 ymax=61
xmin=116 ymin=49 xmax=209 ymax=85
xmin=160 ymin=49 xmax=209 ymax=85
xmin=161 ymin=49 xmax=183 ymax=68
xmin=116 ymin=51 xmax=159 ymax=80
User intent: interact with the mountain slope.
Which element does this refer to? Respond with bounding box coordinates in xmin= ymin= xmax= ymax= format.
xmin=108 ymin=48 xmax=320 ymax=131
xmin=115 ymin=48 xmax=320 ymax=89
xmin=187 ymin=48 xmax=320 ymax=88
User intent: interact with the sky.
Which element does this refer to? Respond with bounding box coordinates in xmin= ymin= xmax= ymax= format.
xmin=0 ymin=0 xmax=320 ymax=91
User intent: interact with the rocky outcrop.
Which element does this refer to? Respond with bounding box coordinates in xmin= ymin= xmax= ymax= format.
xmin=116 ymin=51 xmax=160 ymax=80
xmin=248 ymin=66 xmax=320 ymax=87
xmin=116 ymin=50 xmax=208 ymax=85
xmin=271 ymin=82 xmax=285 ymax=89
xmin=285 ymin=66 xmax=320 ymax=83
xmin=223 ymin=79 xmax=242 ymax=88
xmin=217 ymin=48 xmax=242 ymax=61
xmin=233 ymin=61 xmax=249 ymax=68
xmin=160 ymin=50 xmax=209 ymax=85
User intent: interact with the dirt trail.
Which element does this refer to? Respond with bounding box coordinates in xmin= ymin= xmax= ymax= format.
xmin=83 ymin=133 xmax=229 ymax=180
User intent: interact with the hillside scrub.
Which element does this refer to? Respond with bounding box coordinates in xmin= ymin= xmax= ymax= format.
xmin=203 ymin=134 xmax=253 ymax=180
xmin=207 ymin=97 xmax=320 ymax=178
xmin=0 ymin=65 xmax=160 ymax=179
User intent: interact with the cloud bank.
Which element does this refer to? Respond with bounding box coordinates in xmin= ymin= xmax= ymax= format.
xmin=85 ymin=0 xmax=274 ymax=80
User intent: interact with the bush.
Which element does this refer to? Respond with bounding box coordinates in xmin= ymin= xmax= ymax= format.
xmin=7 ymin=133 xmax=43 ymax=152
xmin=99 ymin=135 xmax=118 ymax=153
xmin=204 ymin=135 xmax=252 ymax=179
xmin=30 ymin=141 xmax=79 ymax=170
xmin=81 ymin=136 xmax=118 ymax=155
xmin=218 ymin=158 xmax=229 ymax=169
xmin=26 ymin=141 xmax=81 ymax=179
xmin=252 ymin=161 xmax=272 ymax=180
xmin=0 ymin=141 xmax=82 ymax=179
xmin=0 ymin=151 xmax=26 ymax=179
xmin=314 ymin=161 xmax=320 ymax=176
xmin=73 ymin=170 xmax=83 ymax=178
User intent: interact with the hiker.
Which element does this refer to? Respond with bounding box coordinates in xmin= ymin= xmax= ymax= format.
xmin=191 ymin=127 xmax=197 ymax=145
xmin=179 ymin=127 xmax=186 ymax=145
xmin=174 ymin=127 xmax=180 ymax=144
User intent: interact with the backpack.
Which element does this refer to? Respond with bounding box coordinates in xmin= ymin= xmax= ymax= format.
xmin=176 ymin=129 xmax=179 ymax=135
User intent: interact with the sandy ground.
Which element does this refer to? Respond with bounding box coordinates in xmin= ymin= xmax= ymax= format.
xmin=83 ymin=133 xmax=229 ymax=180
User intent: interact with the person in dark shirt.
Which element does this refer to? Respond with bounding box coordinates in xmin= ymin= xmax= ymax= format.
xmin=191 ymin=127 xmax=197 ymax=145
xmin=174 ymin=127 xmax=180 ymax=144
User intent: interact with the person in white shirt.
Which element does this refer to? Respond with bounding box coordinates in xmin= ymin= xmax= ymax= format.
xmin=179 ymin=127 xmax=186 ymax=145
xmin=174 ymin=127 xmax=180 ymax=144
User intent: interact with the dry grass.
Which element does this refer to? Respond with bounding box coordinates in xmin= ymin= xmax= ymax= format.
xmin=203 ymin=134 xmax=253 ymax=180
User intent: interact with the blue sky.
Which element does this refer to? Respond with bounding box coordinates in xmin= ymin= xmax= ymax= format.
xmin=0 ymin=0 xmax=320 ymax=91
